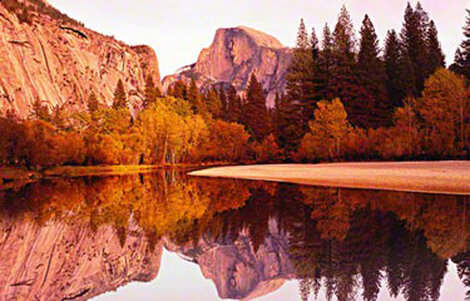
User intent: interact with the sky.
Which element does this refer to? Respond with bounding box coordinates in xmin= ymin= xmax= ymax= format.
xmin=93 ymin=249 xmax=465 ymax=301
xmin=47 ymin=0 xmax=470 ymax=78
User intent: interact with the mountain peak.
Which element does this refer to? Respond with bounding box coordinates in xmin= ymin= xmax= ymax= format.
xmin=233 ymin=26 xmax=284 ymax=49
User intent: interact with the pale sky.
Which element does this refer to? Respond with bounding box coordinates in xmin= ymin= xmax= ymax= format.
xmin=48 ymin=0 xmax=470 ymax=78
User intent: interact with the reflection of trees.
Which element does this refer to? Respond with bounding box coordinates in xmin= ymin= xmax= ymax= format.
xmin=1 ymin=176 xmax=469 ymax=301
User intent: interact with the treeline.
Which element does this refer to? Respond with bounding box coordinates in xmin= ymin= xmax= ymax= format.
xmin=270 ymin=3 xmax=469 ymax=161
xmin=1 ymin=2 xmax=469 ymax=168
xmin=165 ymin=3 xmax=469 ymax=162
xmin=0 ymin=77 xmax=273 ymax=169
xmin=1 ymin=0 xmax=83 ymax=26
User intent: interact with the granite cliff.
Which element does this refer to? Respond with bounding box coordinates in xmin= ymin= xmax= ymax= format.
xmin=0 ymin=0 xmax=161 ymax=118
xmin=0 ymin=216 xmax=163 ymax=301
xmin=163 ymin=26 xmax=291 ymax=107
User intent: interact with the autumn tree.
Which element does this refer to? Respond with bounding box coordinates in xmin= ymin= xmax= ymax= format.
xmin=112 ymin=79 xmax=127 ymax=109
xmin=416 ymin=68 xmax=468 ymax=157
xmin=30 ymin=98 xmax=51 ymax=122
xmin=297 ymin=98 xmax=351 ymax=161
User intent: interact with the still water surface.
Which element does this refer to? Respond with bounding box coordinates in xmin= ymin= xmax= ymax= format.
xmin=0 ymin=170 xmax=469 ymax=301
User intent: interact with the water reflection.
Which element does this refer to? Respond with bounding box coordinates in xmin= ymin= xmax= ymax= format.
xmin=0 ymin=171 xmax=468 ymax=300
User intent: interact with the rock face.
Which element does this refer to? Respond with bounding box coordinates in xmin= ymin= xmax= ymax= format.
xmin=166 ymin=219 xmax=295 ymax=300
xmin=0 ymin=216 xmax=163 ymax=301
xmin=0 ymin=1 xmax=161 ymax=118
xmin=163 ymin=26 xmax=291 ymax=107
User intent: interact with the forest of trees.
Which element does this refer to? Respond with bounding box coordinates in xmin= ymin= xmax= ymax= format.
xmin=0 ymin=2 xmax=469 ymax=169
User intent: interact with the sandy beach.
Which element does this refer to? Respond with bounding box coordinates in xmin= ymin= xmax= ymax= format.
xmin=189 ymin=161 xmax=470 ymax=195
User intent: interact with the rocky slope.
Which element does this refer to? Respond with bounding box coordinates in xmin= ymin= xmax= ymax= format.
xmin=0 ymin=0 xmax=161 ymax=118
xmin=0 ymin=216 xmax=163 ymax=301
xmin=163 ymin=26 xmax=291 ymax=107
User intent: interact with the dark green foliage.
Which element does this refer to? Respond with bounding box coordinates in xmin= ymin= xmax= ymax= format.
xmin=226 ymin=85 xmax=242 ymax=123
xmin=143 ymin=75 xmax=159 ymax=108
xmin=242 ymin=74 xmax=269 ymax=142
xmin=170 ymin=80 xmax=188 ymax=100
xmin=451 ymin=9 xmax=470 ymax=78
xmin=426 ymin=20 xmax=446 ymax=74
xmin=330 ymin=6 xmax=360 ymax=126
xmin=355 ymin=15 xmax=389 ymax=128
xmin=112 ymin=79 xmax=127 ymax=109
xmin=274 ymin=93 xmax=302 ymax=154
xmin=384 ymin=30 xmax=405 ymax=108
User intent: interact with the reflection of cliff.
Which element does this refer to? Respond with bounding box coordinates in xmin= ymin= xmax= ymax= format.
xmin=166 ymin=219 xmax=294 ymax=300
xmin=0 ymin=217 xmax=163 ymax=301
xmin=0 ymin=174 xmax=469 ymax=301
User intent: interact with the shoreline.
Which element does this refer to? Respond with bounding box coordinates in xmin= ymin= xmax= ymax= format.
xmin=189 ymin=161 xmax=470 ymax=195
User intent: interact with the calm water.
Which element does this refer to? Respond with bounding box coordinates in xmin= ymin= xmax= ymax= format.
xmin=0 ymin=170 xmax=469 ymax=301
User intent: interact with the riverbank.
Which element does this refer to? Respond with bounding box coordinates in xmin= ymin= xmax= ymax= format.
xmin=189 ymin=161 xmax=470 ymax=195
xmin=0 ymin=162 xmax=241 ymax=190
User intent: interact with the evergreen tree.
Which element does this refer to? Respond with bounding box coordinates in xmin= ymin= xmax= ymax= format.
xmin=226 ymin=85 xmax=242 ymax=123
xmin=274 ymin=93 xmax=303 ymax=154
xmin=171 ymin=80 xmax=188 ymax=99
xmin=400 ymin=2 xmax=428 ymax=95
xmin=143 ymin=75 xmax=158 ymax=108
xmin=219 ymin=87 xmax=228 ymax=120
xmin=285 ymin=19 xmax=315 ymax=131
xmin=112 ymin=79 xmax=127 ymax=109
xmin=452 ymin=9 xmax=470 ymax=78
xmin=205 ymin=86 xmax=222 ymax=118
xmin=331 ymin=6 xmax=359 ymax=126
xmin=384 ymin=30 xmax=405 ymax=108
xmin=187 ymin=79 xmax=201 ymax=113
xmin=316 ymin=23 xmax=335 ymax=101
xmin=87 ymin=91 xmax=99 ymax=114
xmin=426 ymin=20 xmax=445 ymax=75
xmin=356 ymin=15 xmax=388 ymax=128
xmin=242 ymin=74 xmax=269 ymax=142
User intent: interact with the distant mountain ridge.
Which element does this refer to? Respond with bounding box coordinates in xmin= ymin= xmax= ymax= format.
xmin=163 ymin=26 xmax=291 ymax=107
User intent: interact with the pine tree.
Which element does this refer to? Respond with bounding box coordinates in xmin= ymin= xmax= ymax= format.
xmin=219 ymin=87 xmax=228 ymax=120
xmin=171 ymin=80 xmax=188 ymax=100
xmin=452 ymin=9 xmax=470 ymax=78
xmin=112 ymin=79 xmax=127 ymax=109
xmin=242 ymin=74 xmax=269 ymax=142
xmin=205 ymin=86 xmax=222 ymax=118
xmin=400 ymin=2 xmax=428 ymax=95
xmin=426 ymin=20 xmax=445 ymax=75
xmin=274 ymin=93 xmax=303 ymax=154
xmin=355 ymin=14 xmax=388 ymax=128
xmin=331 ymin=6 xmax=359 ymax=126
xmin=316 ymin=23 xmax=335 ymax=101
xmin=87 ymin=91 xmax=99 ymax=114
xmin=143 ymin=75 xmax=158 ymax=108
xmin=285 ymin=18 xmax=315 ymax=131
xmin=187 ymin=79 xmax=201 ymax=113
xmin=226 ymin=85 xmax=242 ymax=123
xmin=384 ymin=30 xmax=405 ymax=108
